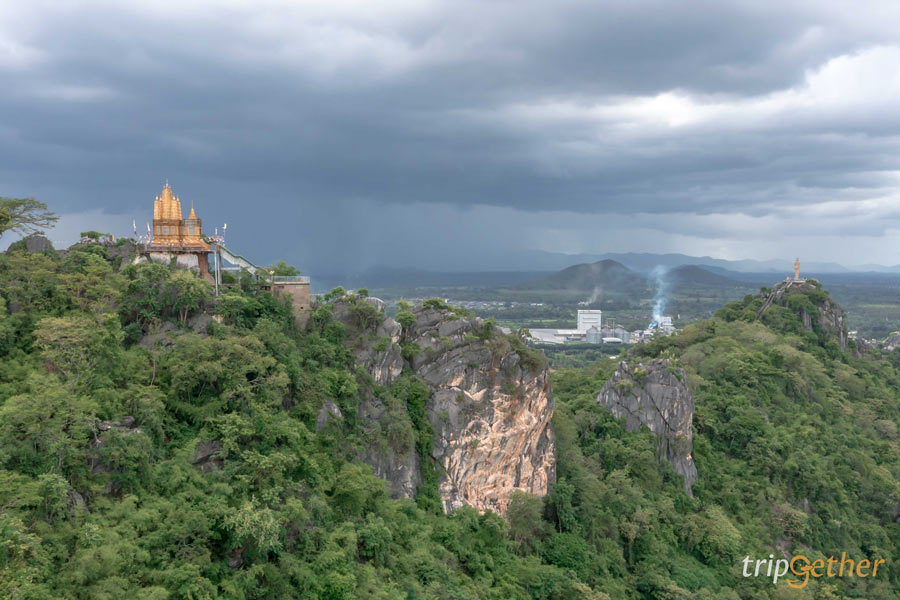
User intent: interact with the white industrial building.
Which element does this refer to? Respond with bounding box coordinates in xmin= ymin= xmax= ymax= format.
xmin=576 ymin=309 xmax=602 ymax=332
xmin=528 ymin=309 xmax=646 ymax=346
xmin=657 ymin=316 xmax=675 ymax=335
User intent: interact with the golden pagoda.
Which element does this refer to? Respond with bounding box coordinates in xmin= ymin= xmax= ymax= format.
xmin=149 ymin=182 xmax=209 ymax=251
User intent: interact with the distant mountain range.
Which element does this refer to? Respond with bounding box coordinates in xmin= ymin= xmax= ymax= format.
xmin=513 ymin=261 xmax=758 ymax=292
xmin=312 ymin=252 xmax=900 ymax=292
xmin=527 ymin=251 xmax=888 ymax=274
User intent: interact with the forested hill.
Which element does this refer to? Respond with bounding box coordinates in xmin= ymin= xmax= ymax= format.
xmin=516 ymin=259 xmax=648 ymax=295
xmin=2 ymin=239 xmax=900 ymax=599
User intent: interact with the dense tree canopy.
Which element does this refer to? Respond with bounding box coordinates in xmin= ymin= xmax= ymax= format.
xmin=0 ymin=238 xmax=899 ymax=599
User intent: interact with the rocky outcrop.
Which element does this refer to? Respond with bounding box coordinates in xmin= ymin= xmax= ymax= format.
xmin=333 ymin=297 xmax=556 ymax=514
xmin=133 ymin=251 xmax=206 ymax=276
xmin=757 ymin=279 xmax=848 ymax=349
xmin=105 ymin=239 xmax=138 ymax=269
xmin=90 ymin=417 xmax=147 ymax=494
xmin=193 ymin=440 xmax=223 ymax=473
xmin=597 ymin=360 xmax=697 ymax=495
xmin=316 ymin=399 xmax=343 ymax=431
xmin=854 ymin=337 xmax=873 ymax=359
xmin=23 ymin=233 xmax=54 ymax=253
xmin=358 ymin=399 xmax=422 ymax=499
xmin=409 ymin=307 xmax=555 ymax=514
xmin=332 ymin=297 xmax=403 ymax=386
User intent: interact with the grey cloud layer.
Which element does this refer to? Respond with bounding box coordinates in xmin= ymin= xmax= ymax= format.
xmin=2 ymin=0 xmax=900 ymax=267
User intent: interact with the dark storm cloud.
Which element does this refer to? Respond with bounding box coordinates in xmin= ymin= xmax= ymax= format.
xmin=2 ymin=0 xmax=900 ymax=268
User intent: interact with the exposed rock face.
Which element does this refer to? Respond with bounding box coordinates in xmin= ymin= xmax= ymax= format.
xmin=97 ymin=416 xmax=138 ymax=433
xmin=408 ymin=307 xmax=555 ymax=514
xmin=854 ymin=337 xmax=873 ymax=359
xmin=333 ymin=297 xmax=556 ymax=514
xmin=357 ymin=396 xmax=422 ymax=499
xmin=757 ymin=279 xmax=848 ymax=349
xmin=597 ymin=360 xmax=697 ymax=495
xmin=332 ymin=297 xmax=403 ymax=386
xmin=105 ymin=239 xmax=138 ymax=269
xmin=133 ymin=251 xmax=204 ymax=275
xmin=193 ymin=440 xmax=224 ymax=473
xmin=24 ymin=233 xmax=54 ymax=253
xmin=316 ymin=399 xmax=343 ymax=431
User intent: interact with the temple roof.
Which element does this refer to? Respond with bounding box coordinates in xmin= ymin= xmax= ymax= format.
xmin=157 ymin=182 xmax=182 ymax=220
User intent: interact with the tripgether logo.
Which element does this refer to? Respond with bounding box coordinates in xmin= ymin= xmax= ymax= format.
xmin=741 ymin=553 xmax=886 ymax=589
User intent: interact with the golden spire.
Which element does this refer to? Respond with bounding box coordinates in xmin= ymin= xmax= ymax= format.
xmin=160 ymin=183 xmax=175 ymax=220
xmin=188 ymin=200 xmax=197 ymax=220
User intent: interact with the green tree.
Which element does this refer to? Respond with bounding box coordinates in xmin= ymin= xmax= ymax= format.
xmin=58 ymin=251 xmax=123 ymax=313
xmin=79 ymin=230 xmax=111 ymax=241
xmin=224 ymin=498 xmax=284 ymax=556
xmin=165 ymin=270 xmax=212 ymax=324
xmin=0 ymin=375 xmax=98 ymax=477
xmin=0 ymin=197 xmax=58 ymax=238
xmin=507 ymin=491 xmax=549 ymax=554
xmin=33 ymin=314 xmax=123 ymax=389
xmin=268 ymin=260 xmax=300 ymax=276
xmin=119 ymin=262 xmax=171 ymax=327
xmin=0 ymin=515 xmax=51 ymax=598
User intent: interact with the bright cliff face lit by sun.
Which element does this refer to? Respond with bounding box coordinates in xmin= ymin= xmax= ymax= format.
xmin=150 ymin=182 xmax=209 ymax=252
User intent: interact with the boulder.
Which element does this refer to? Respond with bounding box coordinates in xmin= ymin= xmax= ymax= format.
xmin=193 ymin=440 xmax=223 ymax=473
xmin=315 ymin=399 xmax=343 ymax=431
xmin=24 ymin=233 xmax=53 ymax=253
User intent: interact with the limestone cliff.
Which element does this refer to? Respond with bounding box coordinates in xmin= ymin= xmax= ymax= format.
xmin=332 ymin=296 xmax=556 ymax=514
xmin=133 ymin=251 xmax=206 ymax=276
xmin=597 ymin=359 xmax=697 ymax=495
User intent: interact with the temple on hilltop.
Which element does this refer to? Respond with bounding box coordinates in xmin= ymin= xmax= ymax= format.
xmin=135 ymin=182 xmax=312 ymax=314
xmin=150 ymin=182 xmax=210 ymax=252
xmin=138 ymin=182 xmax=212 ymax=280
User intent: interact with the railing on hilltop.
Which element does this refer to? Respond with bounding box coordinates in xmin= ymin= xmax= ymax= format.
xmin=270 ymin=275 xmax=310 ymax=284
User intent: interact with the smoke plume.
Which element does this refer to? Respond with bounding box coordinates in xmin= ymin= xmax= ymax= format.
xmin=651 ymin=266 xmax=669 ymax=325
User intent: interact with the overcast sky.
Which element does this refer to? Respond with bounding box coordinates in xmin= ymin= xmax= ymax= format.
xmin=3 ymin=0 xmax=900 ymax=273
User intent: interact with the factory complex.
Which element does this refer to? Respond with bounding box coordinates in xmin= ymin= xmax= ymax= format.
xmin=528 ymin=310 xmax=677 ymax=345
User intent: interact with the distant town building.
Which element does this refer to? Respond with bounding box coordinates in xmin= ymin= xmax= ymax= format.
xmin=586 ymin=326 xmax=602 ymax=344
